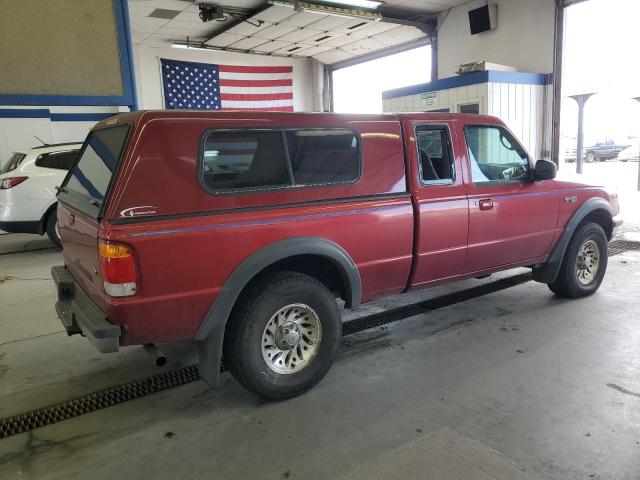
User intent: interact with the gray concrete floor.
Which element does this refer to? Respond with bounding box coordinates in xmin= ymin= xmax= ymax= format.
xmin=0 ymin=232 xmax=639 ymax=480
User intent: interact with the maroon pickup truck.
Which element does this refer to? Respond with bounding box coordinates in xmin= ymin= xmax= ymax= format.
xmin=52 ymin=111 xmax=621 ymax=399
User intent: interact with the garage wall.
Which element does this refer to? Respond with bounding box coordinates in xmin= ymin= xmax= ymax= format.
xmin=437 ymin=0 xmax=556 ymax=78
xmin=133 ymin=45 xmax=315 ymax=111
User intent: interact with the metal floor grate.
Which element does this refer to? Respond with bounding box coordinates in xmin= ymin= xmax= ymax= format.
xmin=2 ymin=239 xmax=638 ymax=439
xmin=609 ymin=239 xmax=640 ymax=256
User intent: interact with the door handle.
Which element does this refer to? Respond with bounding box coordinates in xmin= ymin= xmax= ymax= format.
xmin=478 ymin=199 xmax=493 ymax=211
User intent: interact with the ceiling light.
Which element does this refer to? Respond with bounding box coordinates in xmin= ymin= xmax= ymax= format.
xmin=320 ymin=0 xmax=381 ymax=9
xmin=294 ymin=1 xmax=382 ymax=20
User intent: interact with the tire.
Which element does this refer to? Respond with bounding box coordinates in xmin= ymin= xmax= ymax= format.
xmin=224 ymin=271 xmax=341 ymax=400
xmin=548 ymin=222 xmax=608 ymax=298
xmin=45 ymin=208 xmax=61 ymax=249
xmin=585 ymin=152 xmax=596 ymax=163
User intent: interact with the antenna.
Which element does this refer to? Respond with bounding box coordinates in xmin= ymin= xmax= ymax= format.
xmin=34 ymin=136 xmax=48 ymax=146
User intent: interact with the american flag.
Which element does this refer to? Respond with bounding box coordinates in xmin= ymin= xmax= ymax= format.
xmin=160 ymin=58 xmax=294 ymax=111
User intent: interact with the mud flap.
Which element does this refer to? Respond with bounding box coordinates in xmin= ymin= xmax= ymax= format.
xmin=198 ymin=323 xmax=226 ymax=387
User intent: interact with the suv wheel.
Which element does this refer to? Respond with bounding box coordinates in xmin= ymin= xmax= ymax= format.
xmin=225 ymin=271 xmax=341 ymax=400
xmin=45 ymin=209 xmax=61 ymax=249
xmin=548 ymin=222 xmax=608 ymax=298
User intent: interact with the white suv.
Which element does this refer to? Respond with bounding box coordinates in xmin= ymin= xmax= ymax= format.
xmin=0 ymin=143 xmax=82 ymax=247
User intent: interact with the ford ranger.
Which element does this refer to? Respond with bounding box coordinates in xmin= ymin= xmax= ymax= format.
xmin=52 ymin=111 xmax=622 ymax=399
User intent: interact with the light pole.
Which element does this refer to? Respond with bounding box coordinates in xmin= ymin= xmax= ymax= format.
xmin=569 ymin=93 xmax=595 ymax=174
xmin=633 ymin=97 xmax=640 ymax=191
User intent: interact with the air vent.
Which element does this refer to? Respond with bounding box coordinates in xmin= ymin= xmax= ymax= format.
xmin=148 ymin=8 xmax=181 ymax=20
xmin=287 ymin=46 xmax=302 ymax=52
xmin=347 ymin=21 xmax=368 ymax=30
xmin=315 ymin=35 xmax=332 ymax=42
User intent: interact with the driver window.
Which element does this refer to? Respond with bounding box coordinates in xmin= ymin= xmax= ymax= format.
xmin=465 ymin=125 xmax=530 ymax=184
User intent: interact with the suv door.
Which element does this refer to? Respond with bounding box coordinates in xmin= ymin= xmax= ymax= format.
xmin=407 ymin=121 xmax=469 ymax=286
xmin=463 ymin=124 xmax=559 ymax=273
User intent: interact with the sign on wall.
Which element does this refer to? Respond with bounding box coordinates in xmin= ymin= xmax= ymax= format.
xmin=421 ymin=92 xmax=438 ymax=108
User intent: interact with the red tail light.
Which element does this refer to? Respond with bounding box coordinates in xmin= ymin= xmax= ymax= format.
xmin=0 ymin=177 xmax=28 ymax=189
xmin=98 ymin=241 xmax=137 ymax=297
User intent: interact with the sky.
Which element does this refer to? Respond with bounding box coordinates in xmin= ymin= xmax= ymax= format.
xmin=332 ymin=46 xmax=431 ymax=114
xmin=561 ymin=0 xmax=640 ymax=145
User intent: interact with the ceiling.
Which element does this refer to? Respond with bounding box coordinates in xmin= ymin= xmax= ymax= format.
xmin=129 ymin=0 xmax=468 ymax=64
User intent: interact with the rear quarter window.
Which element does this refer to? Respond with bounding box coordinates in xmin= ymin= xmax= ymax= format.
xmin=59 ymin=124 xmax=130 ymax=217
xmin=2 ymin=152 xmax=26 ymax=173
xmin=35 ymin=150 xmax=79 ymax=170
xmin=200 ymin=128 xmax=360 ymax=193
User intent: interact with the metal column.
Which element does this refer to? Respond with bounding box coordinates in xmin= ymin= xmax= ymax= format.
xmin=569 ymin=93 xmax=594 ymax=174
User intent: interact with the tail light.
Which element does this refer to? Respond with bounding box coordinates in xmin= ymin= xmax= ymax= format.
xmin=99 ymin=241 xmax=137 ymax=297
xmin=0 ymin=177 xmax=28 ymax=189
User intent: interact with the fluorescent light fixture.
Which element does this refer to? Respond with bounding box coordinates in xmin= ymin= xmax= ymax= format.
xmin=320 ymin=0 xmax=381 ymax=8
xmin=171 ymin=43 xmax=213 ymax=52
xmin=295 ymin=1 xmax=382 ymax=20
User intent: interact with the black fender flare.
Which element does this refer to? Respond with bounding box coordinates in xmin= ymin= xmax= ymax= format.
xmin=197 ymin=237 xmax=361 ymax=386
xmin=196 ymin=236 xmax=361 ymax=341
xmin=532 ymin=197 xmax=612 ymax=284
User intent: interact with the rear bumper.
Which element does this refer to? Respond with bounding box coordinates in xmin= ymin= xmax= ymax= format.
xmin=52 ymin=265 xmax=121 ymax=353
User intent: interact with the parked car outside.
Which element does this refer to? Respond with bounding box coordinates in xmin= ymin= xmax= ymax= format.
xmin=618 ymin=140 xmax=639 ymax=162
xmin=52 ymin=111 xmax=621 ymax=400
xmin=0 ymin=143 xmax=81 ymax=246
xmin=565 ymin=138 xmax=630 ymax=163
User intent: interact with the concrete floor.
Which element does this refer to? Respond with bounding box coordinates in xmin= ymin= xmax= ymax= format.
xmin=0 ymin=232 xmax=639 ymax=480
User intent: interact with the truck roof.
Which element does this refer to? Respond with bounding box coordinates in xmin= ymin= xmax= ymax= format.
xmin=94 ymin=110 xmax=501 ymax=130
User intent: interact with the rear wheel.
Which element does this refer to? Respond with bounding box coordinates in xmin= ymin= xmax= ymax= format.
xmin=585 ymin=151 xmax=596 ymax=163
xmin=548 ymin=222 xmax=608 ymax=298
xmin=45 ymin=209 xmax=61 ymax=249
xmin=225 ymin=271 xmax=341 ymax=400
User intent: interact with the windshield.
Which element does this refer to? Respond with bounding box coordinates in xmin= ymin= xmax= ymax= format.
xmin=2 ymin=152 xmax=26 ymax=174
xmin=60 ymin=125 xmax=129 ymax=216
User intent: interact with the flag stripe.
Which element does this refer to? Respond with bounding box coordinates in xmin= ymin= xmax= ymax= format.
xmin=222 ymin=106 xmax=294 ymax=112
xmin=220 ymin=85 xmax=293 ymax=95
xmin=219 ymin=71 xmax=293 ymax=81
xmin=220 ymin=79 xmax=293 ymax=87
xmin=222 ymin=99 xmax=293 ymax=108
xmin=221 ymin=92 xmax=293 ymax=101
xmin=218 ymin=65 xmax=293 ymax=74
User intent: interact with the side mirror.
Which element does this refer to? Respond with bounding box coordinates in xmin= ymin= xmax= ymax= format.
xmin=534 ymin=160 xmax=557 ymax=181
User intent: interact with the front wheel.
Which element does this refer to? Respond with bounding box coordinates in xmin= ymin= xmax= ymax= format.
xmin=585 ymin=152 xmax=596 ymax=163
xmin=548 ymin=222 xmax=608 ymax=298
xmin=224 ymin=271 xmax=341 ymax=400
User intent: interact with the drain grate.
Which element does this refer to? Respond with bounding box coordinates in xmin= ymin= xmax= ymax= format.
xmin=2 ymin=239 xmax=638 ymax=439
xmin=609 ymin=239 xmax=640 ymax=256
xmin=0 ymin=365 xmax=200 ymax=439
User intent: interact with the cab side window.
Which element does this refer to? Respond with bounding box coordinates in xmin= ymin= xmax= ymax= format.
xmin=465 ymin=125 xmax=530 ymax=184
xmin=416 ymin=126 xmax=455 ymax=184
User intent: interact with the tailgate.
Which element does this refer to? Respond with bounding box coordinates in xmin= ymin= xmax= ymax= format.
xmin=57 ymin=124 xmax=131 ymax=309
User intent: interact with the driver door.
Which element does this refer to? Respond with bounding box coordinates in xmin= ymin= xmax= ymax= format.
xmin=463 ymin=124 xmax=559 ymax=273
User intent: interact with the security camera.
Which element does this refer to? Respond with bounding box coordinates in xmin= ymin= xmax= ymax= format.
xmin=199 ymin=4 xmax=224 ymax=22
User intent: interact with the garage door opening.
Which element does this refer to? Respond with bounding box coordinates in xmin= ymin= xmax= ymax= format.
xmin=332 ymin=45 xmax=431 ymax=114
xmin=559 ymin=0 xmax=640 ymax=227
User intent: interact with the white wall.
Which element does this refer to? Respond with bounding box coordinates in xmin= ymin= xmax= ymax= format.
xmin=437 ymin=0 xmax=556 ymax=78
xmin=133 ymin=45 xmax=315 ymax=111
xmin=0 ymin=106 xmax=126 ymax=170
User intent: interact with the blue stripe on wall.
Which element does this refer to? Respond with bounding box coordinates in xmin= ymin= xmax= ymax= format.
xmin=50 ymin=113 xmax=116 ymax=122
xmin=0 ymin=108 xmax=50 ymax=118
xmin=382 ymin=71 xmax=553 ymax=100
